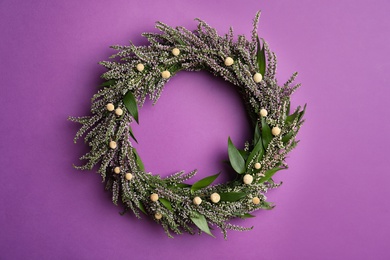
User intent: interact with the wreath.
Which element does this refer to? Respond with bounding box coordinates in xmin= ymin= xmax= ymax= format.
xmin=69 ymin=11 xmax=306 ymax=239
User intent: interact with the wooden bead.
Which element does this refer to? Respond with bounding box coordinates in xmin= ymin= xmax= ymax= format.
xmin=161 ymin=70 xmax=171 ymax=79
xmin=252 ymin=197 xmax=261 ymax=205
xmin=253 ymin=73 xmax=263 ymax=83
xmin=115 ymin=108 xmax=123 ymax=116
xmin=154 ymin=213 xmax=162 ymax=220
xmin=106 ymin=103 xmax=115 ymax=111
xmin=150 ymin=193 xmax=159 ymax=202
xmin=136 ymin=63 xmax=144 ymax=72
xmin=254 ymin=162 xmax=261 ymax=170
xmin=243 ymin=174 xmax=253 ymax=184
xmin=172 ymin=48 xmax=180 ymax=56
xmin=125 ymin=173 xmax=133 ymax=180
xmin=224 ymin=57 xmax=234 ymax=66
xmin=109 ymin=141 xmax=117 ymax=149
xmin=114 ymin=167 xmax=120 ymax=174
xmin=210 ymin=193 xmax=220 ymax=203
xmin=272 ymin=126 xmax=281 ymax=136
xmin=259 ymin=108 xmax=268 ymax=117
xmin=193 ymin=196 xmax=202 ymax=205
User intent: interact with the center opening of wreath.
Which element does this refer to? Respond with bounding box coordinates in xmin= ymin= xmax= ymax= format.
xmin=131 ymin=71 xmax=252 ymax=183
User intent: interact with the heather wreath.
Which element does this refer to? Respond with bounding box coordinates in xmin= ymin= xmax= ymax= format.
xmin=69 ymin=11 xmax=306 ymax=239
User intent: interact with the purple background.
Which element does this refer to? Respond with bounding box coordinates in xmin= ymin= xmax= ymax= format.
xmin=1 ymin=0 xmax=389 ymax=259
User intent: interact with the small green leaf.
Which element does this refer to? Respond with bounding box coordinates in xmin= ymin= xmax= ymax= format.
xmin=246 ymin=138 xmax=264 ymax=169
xmin=123 ymin=91 xmax=139 ymax=124
xmin=191 ymin=173 xmax=220 ymax=193
xmin=176 ymin=183 xmax=191 ymax=188
xmin=261 ymin=118 xmax=272 ymax=150
xmin=254 ymin=123 xmax=261 ymax=144
xmin=138 ymin=201 xmax=147 ymax=214
xmin=256 ymin=36 xmax=266 ymax=76
xmin=99 ymin=79 xmax=116 ymax=87
xmin=298 ymin=104 xmax=307 ymax=122
xmin=286 ymin=100 xmax=291 ymax=116
xmin=133 ymin=149 xmax=145 ymax=171
xmin=190 ymin=212 xmax=214 ymax=237
xmin=239 ymin=149 xmax=249 ymax=161
xmin=260 ymin=201 xmax=275 ymax=210
xmin=282 ymin=132 xmax=294 ymax=144
xmin=228 ymin=137 xmax=246 ymax=174
xmin=159 ymin=198 xmax=173 ymax=211
xmin=259 ymin=167 xmax=284 ymax=183
xmin=240 ymin=213 xmax=256 ymax=219
xmin=129 ymin=126 xmax=138 ymax=143
xmin=220 ymin=192 xmax=247 ymax=202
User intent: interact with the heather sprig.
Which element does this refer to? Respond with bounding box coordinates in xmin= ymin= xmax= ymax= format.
xmin=70 ymin=11 xmax=305 ymax=239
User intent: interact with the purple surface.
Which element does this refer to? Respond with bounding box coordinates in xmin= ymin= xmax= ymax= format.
xmin=1 ymin=0 xmax=389 ymax=259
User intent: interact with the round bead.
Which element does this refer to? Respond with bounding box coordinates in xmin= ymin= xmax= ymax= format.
xmin=109 ymin=141 xmax=117 ymax=149
xmin=114 ymin=167 xmax=120 ymax=174
xmin=150 ymin=193 xmax=159 ymax=202
xmin=106 ymin=103 xmax=115 ymax=111
xmin=259 ymin=108 xmax=268 ymax=117
xmin=254 ymin=162 xmax=261 ymax=170
xmin=224 ymin=57 xmax=234 ymax=66
xmin=252 ymin=197 xmax=261 ymax=205
xmin=115 ymin=108 xmax=123 ymax=116
xmin=172 ymin=48 xmax=180 ymax=56
xmin=243 ymin=174 xmax=253 ymax=185
xmin=136 ymin=63 xmax=144 ymax=72
xmin=154 ymin=213 xmax=162 ymax=220
xmin=210 ymin=193 xmax=220 ymax=203
xmin=193 ymin=196 xmax=202 ymax=205
xmin=161 ymin=70 xmax=171 ymax=79
xmin=125 ymin=173 xmax=133 ymax=180
xmin=253 ymin=73 xmax=263 ymax=83
xmin=272 ymin=126 xmax=281 ymax=136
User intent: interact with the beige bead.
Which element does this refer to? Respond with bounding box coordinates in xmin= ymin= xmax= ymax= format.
xmin=224 ymin=57 xmax=234 ymax=66
xmin=272 ymin=126 xmax=281 ymax=136
xmin=254 ymin=162 xmax=262 ymax=170
xmin=115 ymin=108 xmax=123 ymax=116
xmin=259 ymin=108 xmax=268 ymax=117
xmin=125 ymin=173 xmax=133 ymax=180
xmin=243 ymin=174 xmax=253 ymax=185
xmin=172 ymin=48 xmax=180 ymax=56
xmin=109 ymin=141 xmax=117 ymax=149
xmin=114 ymin=167 xmax=120 ymax=174
xmin=253 ymin=73 xmax=263 ymax=83
xmin=106 ymin=103 xmax=115 ymax=111
xmin=193 ymin=196 xmax=202 ymax=205
xmin=136 ymin=63 xmax=144 ymax=72
xmin=252 ymin=197 xmax=261 ymax=205
xmin=210 ymin=193 xmax=220 ymax=203
xmin=161 ymin=70 xmax=171 ymax=79
xmin=150 ymin=193 xmax=159 ymax=202
xmin=154 ymin=213 xmax=162 ymax=220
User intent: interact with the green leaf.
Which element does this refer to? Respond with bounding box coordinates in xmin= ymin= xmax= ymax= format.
xmin=238 ymin=149 xmax=249 ymax=161
xmin=133 ymin=149 xmax=145 ymax=171
xmin=259 ymin=167 xmax=284 ymax=183
xmin=260 ymin=201 xmax=275 ymax=210
xmin=99 ymin=79 xmax=116 ymax=87
xmin=159 ymin=198 xmax=173 ymax=211
xmin=123 ymin=91 xmax=139 ymax=124
xmin=176 ymin=183 xmax=191 ymax=188
xmin=190 ymin=212 xmax=214 ymax=237
xmin=138 ymin=201 xmax=147 ymax=214
xmin=261 ymin=118 xmax=272 ymax=150
xmin=256 ymin=36 xmax=266 ymax=76
xmin=191 ymin=172 xmax=220 ymax=193
xmin=282 ymin=132 xmax=294 ymax=144
xmin=298 ymin=104 xmax=307 ymax=122
xmin=240 ymin=213 xmax=256 ymax=219
xmin=129 ymin=126 xmax=138 ymax=143
xmin=228 ymin=137 xmax=246 ymax=174
xmin=254 ymin=123 xmax=261 ymax=144
xmin=220 ymin=192 xmax=247 ymax=202
xmin=246 ymin=138 xmax=264 ymax=169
